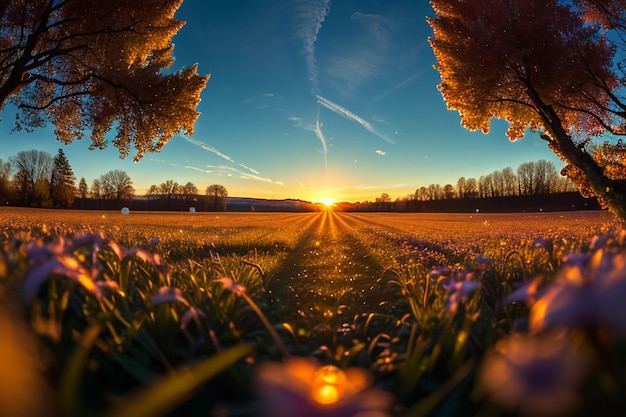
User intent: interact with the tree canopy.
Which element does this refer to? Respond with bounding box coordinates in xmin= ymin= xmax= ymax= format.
xmin=205 ymin=184 xmax=227 ymax=211
xmin=428 ymin=0 xmax=626 ymax=219
xmin=0 ymin=0 xmax=209 ymax=161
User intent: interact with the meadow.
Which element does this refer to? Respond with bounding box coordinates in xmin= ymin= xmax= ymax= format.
xmin=1 ymin=206 xmax=625 ymax=417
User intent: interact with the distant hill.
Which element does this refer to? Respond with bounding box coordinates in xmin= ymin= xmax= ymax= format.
xmin=227 ymin=197 xmax=316 ymax=212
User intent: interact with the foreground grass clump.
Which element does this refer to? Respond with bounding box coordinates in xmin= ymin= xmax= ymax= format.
xmin=1 ymin=208 xmax=625 ymax=417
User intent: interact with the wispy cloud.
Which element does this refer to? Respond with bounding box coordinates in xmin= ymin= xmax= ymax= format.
xmin=370 ymin=69 xmax=427 ymax=103
xmin=288 ymin=116 xmax=303 ymax=128
xmin=184 ymin=165 xmax=284 ymax=186
xmin=312 ymin=110 xmax=328 ymax=156
xmin=337 ymin=184 xmax=377 ymax=191
xmin=323 ymin=11 xmax=393 ymax=96
xmin=180 ymin=136 xmax=281 ymax=185
xmin=351 ymin=12 xmax=392 ymax=47
xmin=294 ymin=0 xmax=331 ymax=94
xmin=181 ymin=137 xmax=234 ymax=163
xmin=375 ymin=150 xmax=386 ymax=156
xmin=238 ymin=163 xmax=260 ymax=175
xmin=316 ymin=95 xmax=394 ymax=144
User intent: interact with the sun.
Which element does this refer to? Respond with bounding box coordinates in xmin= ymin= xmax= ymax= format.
xmin=320 ymin=197 xmax=335 ymax=208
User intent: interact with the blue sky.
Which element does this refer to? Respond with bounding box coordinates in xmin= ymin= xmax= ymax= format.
xmin=0 ymin=0 xmax=564 ymax=203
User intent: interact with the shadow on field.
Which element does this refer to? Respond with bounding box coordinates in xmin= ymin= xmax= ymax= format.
xmin=266 ymin=211 xmax=403 ymax=350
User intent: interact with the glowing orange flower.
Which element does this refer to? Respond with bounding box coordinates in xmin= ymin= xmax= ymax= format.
xmin=255 ymin=357 xmax=393 ymax=417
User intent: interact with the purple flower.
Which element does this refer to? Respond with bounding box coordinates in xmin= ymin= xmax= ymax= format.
xmin=529 ymin=248 xmax=626 ymax=334
xmin=150 ymin=287 xmax=190 ymax=307
xmin=504 ymin=278 xmax=542 ymax=305
xmin=180 ymin=306 xmax=206 ymax=329
xmin=21 ymin=254 xmax=101 ymax=303
xmin=479 ymin=332 xmax=588 ymax=416
xmin=474 ymin=254 xmax=493 ymax=269
xmin=429 ymin=266 xmax=451 ymax=279
xmin=441 ymin=269 xmax=481 ymax=314
xmin=215 ymin=277 xmax=246 ymax=296
xmin=533 ymin=237 xmax=553 ymax=254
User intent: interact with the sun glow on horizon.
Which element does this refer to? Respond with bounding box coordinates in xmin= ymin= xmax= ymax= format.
xmin=318 ymin=197 xmax=336 ymax=208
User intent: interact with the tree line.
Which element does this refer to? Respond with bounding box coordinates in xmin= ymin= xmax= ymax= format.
xmin=412 ymin=160 xmax=577 ymax=202
xmin=0 ymin=149 xmax=229 ymax=211
xmin=0 ymin=151 xmax=589 ymax=213
xmin=355 ymin=160 xmax=586 ymax=212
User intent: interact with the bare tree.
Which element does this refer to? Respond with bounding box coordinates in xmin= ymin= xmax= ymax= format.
xmin=9 ymin=149 xmax=53 ymax=205
xmin=99 ymin=170 xmax=134 ymax=201
xmin=0 ymin=158 xmax=11 ymax=203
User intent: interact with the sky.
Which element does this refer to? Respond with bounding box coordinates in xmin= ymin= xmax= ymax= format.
xmin=0 ymin=0 xmax=566 ymax=203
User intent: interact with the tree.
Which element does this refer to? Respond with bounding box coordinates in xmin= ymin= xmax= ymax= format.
xmin=146 ymin=184 xmax=161 ymax=200
xmin=0 ymin=158 xmax=10 ymax=203
xmin=456 ymin=177 xmax=466 ymax=199
xmin=99 ymin=170 xmax=134 ymax=201
xmin=465 ymin=178 xmax=478 ymax=198
xmin=160 ymin=179 xmax=180 ymax=205
xmin=50 ymin=149 xmax=75 ymax=208
xmin=32 ymin=176 xmax=51 ymax=207
xmin=1 ymin=0 xmax=209 ymax=161
xmin=9 ymin=149 xmax=53 ymax=206
xmin=91 ymin=179 xmax=102 ymax=200
xmin=501 ymin=167 xmax=517 ymax=197
xmin=205 ymin=184 xmax=227 ymax=211
xmin=182 ymin=181 xmax=198 ymax=205
xmin=429 ymin=0 xmax=626 ymax=219
xmin=78 ymin=177 xmax=88 ymax=199
xmin=517 ymin=162 xmax=536 ymax=196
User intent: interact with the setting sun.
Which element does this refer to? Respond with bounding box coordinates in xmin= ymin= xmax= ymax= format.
xmin=319 ymin=197 xmax=335 ymax=208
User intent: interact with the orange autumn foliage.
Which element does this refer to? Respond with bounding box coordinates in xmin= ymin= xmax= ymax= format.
xmin=0 ymin=0 xmax=209 ymax=161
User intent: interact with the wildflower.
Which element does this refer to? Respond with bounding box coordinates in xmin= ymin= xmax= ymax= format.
xmin=442 ymin=269 xmax=481 ymax=314
xmin=96 ymin=280 xmax=120 ymax=296
xmin=529 ymin=248 xmax=626 ymax=334
xmin=255 ymin=357 xmax=393 ymax=417
xmin=504 ymin=277 xmax=542 ymax=305
xmin=429 ymin=266 xmax=451 ymax=279
xmin=533 ymin=237 xmax=553 ymax=255
xmin=180 ymin=306 xmax=206 ymax=329
xmin=22 ymin=253 xmax=101 ymax=303
xmin=478 ymin=332 xmax=587 ymax=417
xmin=474 ymin=254 xmax=493 ymax=270
xmin=215 ymin=276 xmax=246 ymax=296
xmin=150 ymin=287 xmax=190 ymax=307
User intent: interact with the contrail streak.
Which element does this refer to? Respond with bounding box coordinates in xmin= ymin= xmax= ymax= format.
xmin=316 ymin=95 xmax=394 ymax=143
xmin=295 ymin=0 xmax=331 ymax=94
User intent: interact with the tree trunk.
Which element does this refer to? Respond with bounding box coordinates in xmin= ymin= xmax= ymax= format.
xmin=540 ymin=101 xmax=626 ymax=220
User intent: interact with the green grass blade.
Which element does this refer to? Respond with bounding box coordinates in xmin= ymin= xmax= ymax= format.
xmin=104 ymin=343 xmax=255 ymax=417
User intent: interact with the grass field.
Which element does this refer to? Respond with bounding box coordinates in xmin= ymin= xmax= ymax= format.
xmin=0 ymin=207 xmax=625 ymax=417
